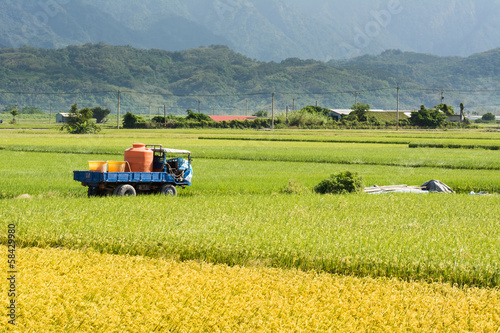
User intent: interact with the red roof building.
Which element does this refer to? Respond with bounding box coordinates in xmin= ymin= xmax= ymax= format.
xmin=209 ymin=116 xmax=257 ymax=122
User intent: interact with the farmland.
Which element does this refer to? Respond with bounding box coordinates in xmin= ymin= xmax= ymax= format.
xmin=1 ymin=126 xmax=500 ymax=331
xmin=7 ymin=246 xmax=500 ymax=332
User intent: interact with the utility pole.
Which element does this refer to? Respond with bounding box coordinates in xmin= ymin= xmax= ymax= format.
xmin=117 ymin=90 xmax=121 ymax=129
xmin=355 ymin=91 xmax=358 ymax=106
xmin=164 ymin=104 xmax=166 ymax=128
xmin=49 ymin=102 xmax=52 ymax=124
xmin=246 ymin=99 xmax=248 ymax=116
xmin=286 ymin=105 xmax=289 ymax=125
xmin=271 ymin=92 xmax=275 ymax=130
xmin=292 ymin=98 xmax=295 ymax=112
xmin=440 ymin=90 xmax=445 ymax=105
xmin=198 ymin=100 xmax=201 ymax=114
xmin=396 ymin=85 xmax=400 ymax=131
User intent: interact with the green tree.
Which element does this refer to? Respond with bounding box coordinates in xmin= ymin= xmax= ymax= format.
xmin=10 ymin=109 xmax=18 ymax=124
xmin=3 ymin=105 xmax=17 ymax=113
xmin=62 ymin=104 xmax=100 ymax=134
xmin=185 ymin=109 xmax=212 ymax=121
xmin=253 ymin=110 xmax=268 ymax=118
xmin=349 ymin=103 xmax=370 ymax=122
xmin=409 ymin=105 xmax=446 ymax=128
xmin=435 ymin=104 xmax=454 ymax=116
xmin=482 ymin=112 xmax=496 ymax=121
xmin=91 ymin=106 xmax=111 ymax=123
xmin=299 ymin=106 xmax=331 ymax=116
xmin=123 ymin=112 xmax=146 ymax=128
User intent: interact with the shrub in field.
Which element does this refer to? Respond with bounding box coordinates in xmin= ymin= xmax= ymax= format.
xmin=314 ymin=171 xmax=363 ymax=194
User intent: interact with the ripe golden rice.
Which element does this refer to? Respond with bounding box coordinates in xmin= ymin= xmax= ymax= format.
xmin=1 ymin=246 xmax=499 ymax=332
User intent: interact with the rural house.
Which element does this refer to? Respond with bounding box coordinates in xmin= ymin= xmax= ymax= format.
xmin=56 ymin=113 xmax=74 ymax=123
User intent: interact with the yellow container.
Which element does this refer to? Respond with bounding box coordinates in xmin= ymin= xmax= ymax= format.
xmin=107 ymin=161 xmax=126 ymax=172
xmin=88 ymin=161 xmax=107 ymax=172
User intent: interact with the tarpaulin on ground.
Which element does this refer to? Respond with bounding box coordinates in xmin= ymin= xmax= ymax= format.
xmin=420 ymin=180 xmax=455 ymax=193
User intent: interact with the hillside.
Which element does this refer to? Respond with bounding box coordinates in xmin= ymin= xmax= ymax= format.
xmin=1 ymin=0 xmax=500 ymax=61
xmin=0 ymin=44 xmax=499 ymax=115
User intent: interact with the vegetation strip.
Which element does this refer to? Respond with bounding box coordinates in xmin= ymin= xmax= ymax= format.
xmin=198 ymin=136 xmax=411 ymax=145
xmin=410 ymin=143 xmax=500 ymax=150
xmin=4 ymin=144 xmax=500 ymax=171
xmin=8 ymin=246 xmax=500 ymax=332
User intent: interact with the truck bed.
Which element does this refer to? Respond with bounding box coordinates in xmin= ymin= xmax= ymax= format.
xmin=73 ymin=171 xmax=191 ymax=186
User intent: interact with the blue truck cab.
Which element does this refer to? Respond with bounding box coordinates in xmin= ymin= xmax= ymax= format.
xmin=74 ymin=145 xmax=192 ymax=197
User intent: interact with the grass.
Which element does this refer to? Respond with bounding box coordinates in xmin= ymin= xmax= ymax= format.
xmin=2 ymin=193 xmax=499 ymax=287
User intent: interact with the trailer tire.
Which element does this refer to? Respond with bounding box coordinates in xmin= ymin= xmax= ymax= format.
xmin=88 ymin=187 xmax=97 ymax=197
xmin=160 ymin=184 xmax=177 ymax=196
xmin=113 ymin=184 xmax=136 ymax=196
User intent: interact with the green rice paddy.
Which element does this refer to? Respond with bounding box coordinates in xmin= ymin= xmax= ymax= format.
xmin=1 ymin=127 xmax=499 ymax=287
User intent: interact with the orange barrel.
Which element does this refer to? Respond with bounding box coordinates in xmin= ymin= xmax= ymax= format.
xmin=124 ymin=143 xmax=153 ymax=172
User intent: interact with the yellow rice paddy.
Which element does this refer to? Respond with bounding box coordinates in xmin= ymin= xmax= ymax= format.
xmin=1 ymin=246 xmax=499 ymax=332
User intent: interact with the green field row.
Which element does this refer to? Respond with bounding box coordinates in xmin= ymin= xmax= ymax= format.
xmin=4 ymin=131 xmax=500 ymax=171
xmin=2 ymin=150 xmax=500 ymax=199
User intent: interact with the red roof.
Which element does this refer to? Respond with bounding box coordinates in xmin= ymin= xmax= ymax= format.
xmin=209 ymin=116 xmax=257 ymax=122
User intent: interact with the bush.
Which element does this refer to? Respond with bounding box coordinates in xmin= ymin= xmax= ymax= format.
xmin=253 ymin=110 xmax=268 ymax=117
xmin=482 ymin=113 xmax=496 ymax=121
xmin=186 ymin=110 xmax=213 ymax=122
xmin=314 ymin=171 xmax=364 ymax=194
xmin=279 ymin=111 xmax=331 ymax=128
xmin=122 ymin=112 xmax=146 ymax=128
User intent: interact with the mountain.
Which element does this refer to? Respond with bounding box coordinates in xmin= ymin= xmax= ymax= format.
xmin=0 ymin=44 xmax=498 ymax=114
xmin=1 ymin=0 xmax=500 ymax=61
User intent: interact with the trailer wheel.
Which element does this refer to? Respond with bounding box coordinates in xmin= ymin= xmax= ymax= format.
xmin=113 ymin=184 xmax=137 ymax=196
xmin=160 ymin=184 xmax=177 ymax=196
xmin=87 ymin=187 xmax=97 ymax=197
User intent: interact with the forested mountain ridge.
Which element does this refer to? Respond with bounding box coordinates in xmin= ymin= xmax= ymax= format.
xmin=2 ymin=0 xmax=500 ymax=62
xmin=0 ymin=44 xmax=499 ymax=114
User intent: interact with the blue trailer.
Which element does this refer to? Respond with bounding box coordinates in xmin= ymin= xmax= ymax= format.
xmin=74 ymin=146 xmax=192 ymax=197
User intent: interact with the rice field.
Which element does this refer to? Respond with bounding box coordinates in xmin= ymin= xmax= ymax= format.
xmin=1 ymin=127 xmax=500 ymax=330
xmin=2 ymin=246 xmax=499 ymax=332
xmin=2 ymin=193 xmax=499 ymax=288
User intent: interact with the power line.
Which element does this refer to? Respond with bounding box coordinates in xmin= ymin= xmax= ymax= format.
xmin=0 ymin=86 xmax=499 ymax=98
xmin=0 ymin=90 xmax=114 ymax=95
